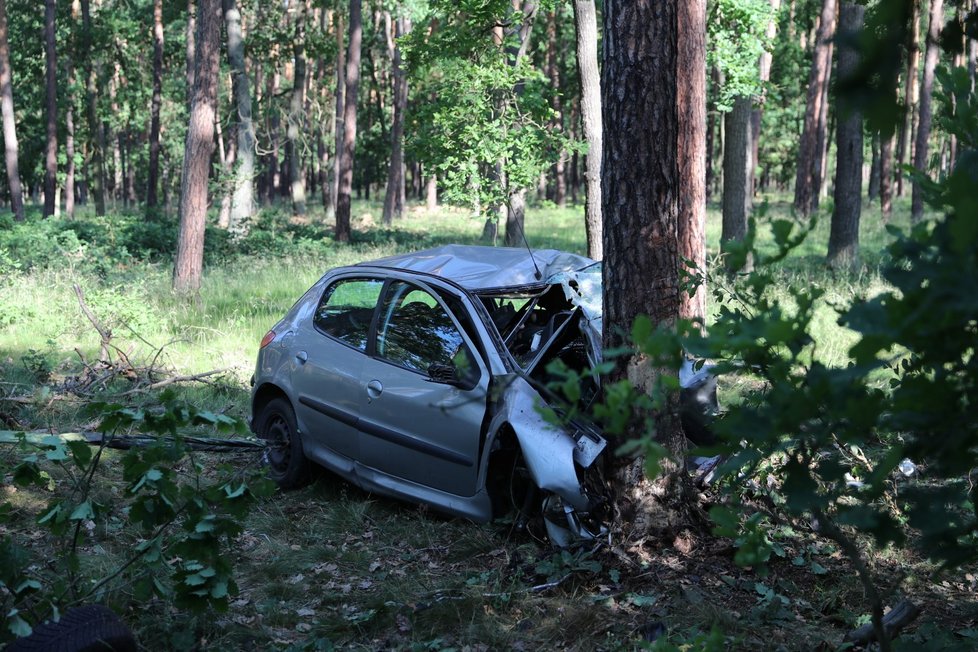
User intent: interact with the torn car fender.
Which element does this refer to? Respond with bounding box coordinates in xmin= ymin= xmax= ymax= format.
xmin=492 ymin=375 xmax=598 ymax=512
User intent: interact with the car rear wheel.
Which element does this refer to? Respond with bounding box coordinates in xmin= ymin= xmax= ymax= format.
xmin=257 ymin=398 xmax=309 ymax=489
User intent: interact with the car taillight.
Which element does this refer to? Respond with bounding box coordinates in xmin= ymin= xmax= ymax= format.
xmin=259 ymin=330 xmax=276 ymax=349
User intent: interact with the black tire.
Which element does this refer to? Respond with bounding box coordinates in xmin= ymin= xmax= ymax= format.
xmin=7 ymin=604 xmax=137 ymax=652
xmin=256 ymin=397 xmax=310 ymax=489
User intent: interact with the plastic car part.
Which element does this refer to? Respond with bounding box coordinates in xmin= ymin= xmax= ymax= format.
xmin=7 ymin=604 xmax=137 ymax=652
xmin=257 ymin=398 xmax=309 ymax=489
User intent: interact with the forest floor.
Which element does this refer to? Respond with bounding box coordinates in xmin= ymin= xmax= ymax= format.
xmin=1 ymin=196 xmax=976 ymax=650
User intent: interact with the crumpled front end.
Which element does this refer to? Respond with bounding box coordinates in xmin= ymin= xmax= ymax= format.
xmin=496 ymin=375 xmax=609 ymax=545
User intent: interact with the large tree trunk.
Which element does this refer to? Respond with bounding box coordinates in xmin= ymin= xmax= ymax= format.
xmin=146 ymin=0 xmax=164 ymax=211
xmin=793 ymin=0 xmax=837 ymax=217
xmin=677 ymin=0 xmax=707 ymax=322
xmin=43 ymin=0 xmax=58 ymax=218
xmin=288 ymin=1 xmax=308 ymax=217
xmin=223 ymin=0 xmax=255 ymax=234
xmin=80 ymin=0 xmax=104 ymax=216
xmin=574 ymin=0 xmax=603 ymax=260
xmin=173 ymin=0 xmax=220 ymax=293
xmin=722 ymin=96 xmax=753 ymax=273
xmin=382 ymin=15 xmax=409 ymax=225
xmin=827 ymin=2 xmax=865 ymax=268
xmin=335 ymin=0 xmax=362 ymax=243
xmin=602 ymin=0 xmax=692 ymax=542
xmin=911 ymin=0 xmax=943 ymax=223
xmin=0 ymin=0 xmax=24 ymax=221
xmin=896 ymin=2 xmax=921 ymax=198
xmin=503 ymin=188 xmax=526 ymax=247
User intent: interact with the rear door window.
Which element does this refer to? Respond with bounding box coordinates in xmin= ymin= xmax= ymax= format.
xmin=313 ymin=278 xmax=384 ymax=350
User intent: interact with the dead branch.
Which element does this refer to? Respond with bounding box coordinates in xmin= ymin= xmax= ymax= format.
xmin=73 ymin=284 xmax=112 ymax=363
xmin=115 ymin=368 xmax=230 ymax=396
xmin=844 ymin=599 xmax=921 ymax=647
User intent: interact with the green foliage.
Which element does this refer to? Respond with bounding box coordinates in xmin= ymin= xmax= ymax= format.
xmin=708 ymin=0 xmax=775 ymax=110
xmin=0 ymin=391 xmax=274 ymax=643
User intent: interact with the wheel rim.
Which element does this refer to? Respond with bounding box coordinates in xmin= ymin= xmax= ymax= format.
xmin=263 ymin=414 xmax=292 ymax=473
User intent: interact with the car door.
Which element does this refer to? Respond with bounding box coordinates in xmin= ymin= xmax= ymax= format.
xmin=290 ymin=276 xmax=383 ymax=467
xmin=357 ymin=280 xmax=489 ymax=497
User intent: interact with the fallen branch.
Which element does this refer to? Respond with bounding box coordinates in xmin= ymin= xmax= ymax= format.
xmin=0 ymin=429 xmax=264 ymax=453
xmin=73 ymin=284 xmax=112 ymax=363
xmin=115 ymin=368 xmax=230 ymax=396
xmin=844 ymin=599 xmax=921 ymax=647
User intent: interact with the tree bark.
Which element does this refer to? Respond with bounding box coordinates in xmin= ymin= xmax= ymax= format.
xmin=828 ymin=2 xmax=865 ymax=268
xmin=896 ymin=1 xmax=921 ymax=198
xmin=868 ymin=132 xmax=880 ymax=201
xmin=186 ymin=0 xmax=196 ymax=109
xmin=678 ymin=0 xmax=707 ymax=322
xmin=794 ymin=0 xmax=837 ymax=217
xmin=602 ymin=0 xmax=692 ymax=542
xmin=65 ymin=67 xmax=75 ymax=218
xmin=80 ymin=0 xmax=104 ymax=216
xmin=287 ymin=1 xmax=308 ymax=217
xmin=0 ymin=0 xmax=24 ymax=221
xmin=722 ymin=96 xmax=753 ymax=273
xmin=426 ymin=173 xmax=437 ymax=211
xmin=911 ymin=0 xmax=943 ymax=223
xmin=328 ymin=10 xmax=345 ymax=221
xmin=574 ymin=0 xmax=602 ymax=260
xmin=223 ymin=0 xmax=255 ymax=233
xmin=43 ymin=0 xmax=58 ymax=218
xmin=174 ymin=0 xmax=220 ymax=293
xmin=503 ymin=188 xmax=526 ymax=247
xmin=547 ymin=9 xmax=566 ymax=208
xmin=146 ymin=0 xmax=164 ymax=211
xmin=880 ymin=132 xmax=894 ymax=219
xmin=382 ymin=15 xmax=410 ymax=225
xmin=335 ymin=0 xmax=362 ymax=243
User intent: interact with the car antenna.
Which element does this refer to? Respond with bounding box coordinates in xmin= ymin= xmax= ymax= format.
xmin=506 ymin=198 xmax=542 ymax=280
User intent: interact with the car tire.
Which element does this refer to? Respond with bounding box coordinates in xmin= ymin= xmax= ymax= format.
xmin=6 ymin=604 xmax=137 ymax=652
xmin=256 ymin=398 xmax=310 ymax=489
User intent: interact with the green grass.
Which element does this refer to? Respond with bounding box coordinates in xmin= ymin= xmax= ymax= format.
xmin=2 ymin=194 xmax=975 ymax=650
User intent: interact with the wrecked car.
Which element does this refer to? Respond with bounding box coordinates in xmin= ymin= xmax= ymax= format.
xmin=251 ymin=245 xmax=714 ymax=544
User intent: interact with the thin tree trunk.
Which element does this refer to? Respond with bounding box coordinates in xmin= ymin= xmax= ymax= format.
xmin=751 ymin=0 xmax=782 ymax=197
xmin=383 ymin=15 xmax=410 ymax=225
xmin=546 ymin=9 xmax=566 ymax=208
xmin=65 ymin=84 xmax=75 ymax=217
xmin=223 ymin=0 xmax=255 ymax=233
xmin=328 ymin=10 xmax=345 ymax=222
xmin=794 ymin=0 xmax=837 ymax=216
xmin=146 ymin=0 xmax=164 ymax=211
xmin=174 ymin=0 xmax=220 ymax=293
xmin=828 ymin=2 xmax=865 ymax=268
xmin=43 ymin=0 xmax=58 ymax=218
xmin=722 ymin=96 xmax=753 ymax=273
xmin=0 ymin=0 xmax=22 ymax=221
xmin=335 ymin=0 xmax=362 ymax=243
xmin=288 ymin=1 xmax=308 ymax=217
xmin=426 ymin=173 xmax=437 ymax=211
xmin=574 ymin=0 xmax=602 ymax=260
xmin=504 ymin=188 xmax=527 ymax=247
xmin=911 ymin=0 xmax=943 ymax=223
xmin=880 ymin=132 xmax=894 ymax=219
xmin=80 ymin=0 xmax=104 ymax=215
xmin=868 ymin=132 xmax=880 ymax=201
xmin=896 ymin=1 xmax=921 ymax=198
xmin=678 ymin=0 xmax=707 ymax=321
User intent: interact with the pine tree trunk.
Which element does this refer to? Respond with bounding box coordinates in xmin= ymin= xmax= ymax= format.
xmin=503 ymin=188 xmax=526 ymax=247
xmin=174 ymin=0 xmax=220 ymax=293
xmin=722 ymin=96 xmax=753 ymax=273
xmin=827 ymin=2 xmax=865 ymax=268
xmin=288 ymin=1 xmax=308 ymax=217
xmin=896 ymin=2 xmax=921 ymax=198
xmin=65 ymin=75 xmax=75 ymax=218
xmin=911 ymin=0 xmax=943 ymax=223
xmin=43 ymin=0 xmax=58 ymax=218
xmin=383 ymin=15 xmax=409 ymax=225
xmin=335 ymin=0 xmax=362 ymax=243
xmin=880 ymin=132 xmax=894 ymax=219
xmin=329 ymin=10 xmax=346 ymax=222
xmin=574 ymin=0 xmax=603 ymax=260
xmin=80 ymin=0 xmax=104 ymax=216
xmin=678 ymin=0 xmax=707 ymax=322
xmin=146 ymin=0 xmax=164 ymax=211
xmin=223 ymin=0 xmax=255 ymax=233
xmin=794 ymin=0 xmax=837 ymax=216
xmin=751 ymin=0 xmax=782 ymax=196
xmin=426 ymin=173 xmax=437 ymax=211
xmin=0 ymin=0 xmax=24 ymax=221
xmin=601 ymin=0 xmax=692 ymax=542
xmin=868 ymin=132 xmax=880 ymax=201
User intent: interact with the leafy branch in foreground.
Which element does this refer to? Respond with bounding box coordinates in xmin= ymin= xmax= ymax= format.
xmin=0 ymin=389 xmax=274 ymax=643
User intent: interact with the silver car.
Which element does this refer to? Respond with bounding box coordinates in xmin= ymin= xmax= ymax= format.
xmin=251 ymin=245 xmax=612 ymax=543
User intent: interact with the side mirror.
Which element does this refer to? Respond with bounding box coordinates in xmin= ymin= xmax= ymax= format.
xmin=427 ymin=363 xmax=460 ymax=385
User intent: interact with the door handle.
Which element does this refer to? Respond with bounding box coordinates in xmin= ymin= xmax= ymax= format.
xmin=295 ymin=351 xmax=308 ymax=364
xmin=366 ymin=379 xmax=383 ymax=399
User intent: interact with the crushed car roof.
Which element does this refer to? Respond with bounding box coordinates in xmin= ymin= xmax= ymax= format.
xmin=357 ymin=245 xmax=596 ymax=291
